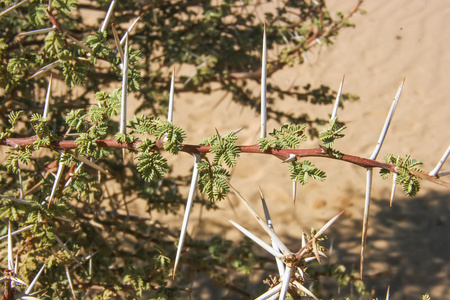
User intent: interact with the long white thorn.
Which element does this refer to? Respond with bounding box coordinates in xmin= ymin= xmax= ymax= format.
xmin=0 ymin=0 xmax=30 ymax=17
xmin=42 ymin=74 xmax=52 ymax=120
xmin=173 ymin=154 xmax=201 ymax=277
xmin=120 ymin=36 xmax=129 ymax=135
xmin=111 ymin=23 xmax=124 ymax=61
xmin=168 ymin=68 xmax=175 ymax=123
xmin=47 ymin=159 xmax=65 ymax=205
xmin=314 ymin=210 xmax=345 ymax=239
xmin=7 ymin=221 xmax=14 ymax=271
xmin=370 ymin=78 xmax=405 ymax=160
xmin=74 ymin=156 xmax=109 ymax=176
xmin=65 ymin=34 xmax=93 ymax=53
xmin=292 ymin=281 xmax=319 ymax=300
xmin=360 ymin=168 xmax=373 ymax=278
xmin=120 ymin=13 xmax=143 ymax=46
xmin=0 ymin=194 xmax=30 ymax=205
xmin=228 ymin=183 xmax=291 ymax=255
xmin=100 ymin=0 xmax=116 ymax=32
xmin=228 ymin=219 xmax=283 ymax=259
xmin=292 ymin=181 xmax=297 ymax=203
xmin=18 ymin=26 xmax=55 ymax=37
xmin=255 ymin=283 xmax=282 ymax=300
xmin=260 ymin=189 xmax=284 ymax=276
xmin=260 ymin=23 xmax=267 ymax=139
xmin=28 ymin=60 xmax=60 ymax=79
xmin=63 ymin=162 xmax=84 ymax=188
xmin=25 ymin=264 xmax=46 ymax=295
xmin=331 ymin=75 xmax=345 ymax=119
xmin=278 ymin=266 xmax=292 ymax=300
xmin=390 ymin=173 xmax=398 ymax=207
xmin=429 ymin=145 xmax=450 ymax=177
xmin=386 ymin=285 xmax=390 ymax=300
xmin=0 ymin=225 xmax=33 ymax=241
xmin=65 ymin=266 xmax=76 ymax=300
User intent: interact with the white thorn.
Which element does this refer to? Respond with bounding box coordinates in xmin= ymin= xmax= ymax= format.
xmin=429 ymin=144 xmax=450 ymax=177
xmin=370 ymin=78 xmax=405 ymax=160
xmin=0 ymin=0 xmax=30 ymax=17
xmin=120 ymin=13 xmax=143 ymax=46
xmin=25 ymin=264 xmax=46 ymax=295
xmin=18 ymin=26 xmax=56 ymax=37
xmin=100 ymin=0 xmax=116 ymax=32
xmin=282 ymin=154 xmax=296 ymax=163
xmin=228 ymin=218 xmax=283 ymax=259
xmin=260 ymin=23 xmax=267 ymax=139
xmin=331 ymin=75 xmax=345 ymax=119
xmin=278 ymin=266 xmax=292 ymax=300
xmin=111 ymin=23 xmax=124 ymax=61
xmin=48 ymin=159 xmax=65 ymax=204
xmin=360 ymin=168 xmax=373 ymax=277
xmin=390 ymin=173 xmax=398 ymax=207
xmin=7 ymin=221 xmax=14 ymax=271
xmin=168 ymin=68 xmax=175 ymax=123
xmin=43 ymin=74 xmax=53 ymax=120
xmin=120 ymin=36 xmax=129 ymax=135
xmin=173 ymin=154 xmax=201 ymax=276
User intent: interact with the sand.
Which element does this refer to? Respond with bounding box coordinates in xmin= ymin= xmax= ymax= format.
xmin=159 ymin=1 xmax=450 ymax=299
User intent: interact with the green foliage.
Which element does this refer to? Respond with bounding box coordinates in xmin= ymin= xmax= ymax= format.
xmin=319 ymin=117 xmax=347 ymax=148
xmin=380 ymin=154 xmax=423 ymax=197
xmin=198 ymin=161 xmax=230 ymax=202
xmin=0 ymin=110 xmax=23 ymax=140
xmin=258 ymin=123 xmax=306 ymax=151
xmin=201 ymin=130 xmax=240 ymax=167
xmin=289 ymin=160 xmax=326 ymax=184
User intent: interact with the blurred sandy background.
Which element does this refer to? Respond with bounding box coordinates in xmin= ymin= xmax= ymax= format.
xmin=145 ymin=1 xmax=450 ymax=299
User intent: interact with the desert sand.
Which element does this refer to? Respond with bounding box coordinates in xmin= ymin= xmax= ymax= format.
xmin=149 ymin=1 xmax=450 ymax=299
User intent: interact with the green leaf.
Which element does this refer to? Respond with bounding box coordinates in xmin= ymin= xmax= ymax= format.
xmin=319 ymin=117 xmax=347 ymax=148
xmin=137 ymin=153 xmax=169 ymax=181
xmin=289 ymin=160 xmax=326 ymax=184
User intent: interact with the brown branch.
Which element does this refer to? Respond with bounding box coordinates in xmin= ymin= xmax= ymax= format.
xmin=3 ymin=136 xmax=449 ymax=189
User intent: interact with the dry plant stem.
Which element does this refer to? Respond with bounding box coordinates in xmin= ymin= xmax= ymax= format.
xmin=2 ymin=137 xmax=450 ymax=188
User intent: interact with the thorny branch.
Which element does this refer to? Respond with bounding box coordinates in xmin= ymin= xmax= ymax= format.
xmin=1 ymin=136 xmax=448 ymax=189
